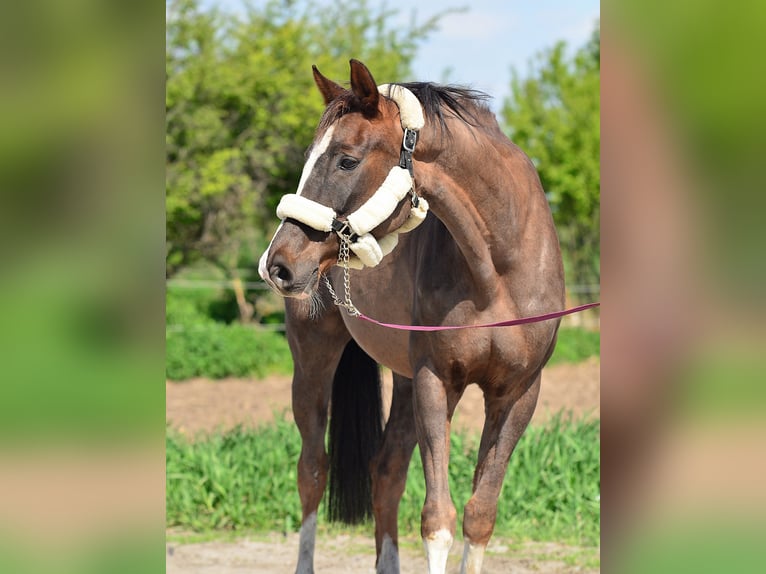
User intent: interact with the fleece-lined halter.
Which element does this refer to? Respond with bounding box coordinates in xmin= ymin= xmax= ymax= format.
xmin=274 ymin=84 xmax=429 ymax=269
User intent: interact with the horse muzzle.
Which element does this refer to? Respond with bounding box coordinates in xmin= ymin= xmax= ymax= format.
xmin=259 ymin=245 xmax=321 ymax=299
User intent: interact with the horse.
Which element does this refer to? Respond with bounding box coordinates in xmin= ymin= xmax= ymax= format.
xmin=259 ymin=59 xmax=565 ymax=574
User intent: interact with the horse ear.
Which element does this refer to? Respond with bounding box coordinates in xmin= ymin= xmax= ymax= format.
xmin=313 ymin=65 xmax=346 ymax=105
xmin=349 ymin=59 xmax=380 ymax=118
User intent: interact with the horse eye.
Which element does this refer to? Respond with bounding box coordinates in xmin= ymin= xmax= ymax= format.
xmin=338 ymin=156 xmax=359 ymax=171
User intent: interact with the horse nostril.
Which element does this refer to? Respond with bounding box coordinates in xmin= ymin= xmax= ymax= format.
xmin=269 ymin=263 xmax=293 ymax=287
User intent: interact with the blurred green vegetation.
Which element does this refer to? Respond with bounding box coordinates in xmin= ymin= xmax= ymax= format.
xmin=616 ymin=1 xmax=766 ymax=304
xmin=0 ymin=0 xmax=165 ymax=571
xmin=621 ymin=517 xmax=766 ymax=574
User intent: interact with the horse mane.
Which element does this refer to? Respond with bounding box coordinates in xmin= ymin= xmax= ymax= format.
xmin=317 ymin=82 xmax=494 ymax=136
xmin=396 ymin=82 xmax=493 ymax=134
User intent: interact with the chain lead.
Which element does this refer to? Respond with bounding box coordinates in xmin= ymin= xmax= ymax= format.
xmin=324 ymin=235 xmax=360 ymax=317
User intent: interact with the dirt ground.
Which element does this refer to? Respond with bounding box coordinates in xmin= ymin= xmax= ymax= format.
xmin=166 ymin=358 xmax=600 ymax=573
xmin=166 ymin=357 xmax=600 ymax=438
xmin=166 ymin=533 xmax=598 ymax=574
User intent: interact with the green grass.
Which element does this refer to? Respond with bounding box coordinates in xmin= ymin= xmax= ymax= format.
xmin=548 ymin=327 xmax=600 ymax=365
xmin=166 ymin=322 xmax=293 ymax=380
xmin=166 ymin=414 xmax=600 ymax=547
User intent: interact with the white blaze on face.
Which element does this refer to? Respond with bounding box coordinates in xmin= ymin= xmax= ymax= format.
xmin=258 ymin=221 xmax=282 ymax=281
xmin=296 ymin=124 xmax=335 ymax=197
xmin=258 ymin=125 xmax=336 ymax=282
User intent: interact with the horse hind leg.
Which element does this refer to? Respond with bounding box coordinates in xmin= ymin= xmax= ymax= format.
xmin=460 ymin=371 xmax=542 ymax=574
xmin=371 ymin=373 xmax=418 ymax=574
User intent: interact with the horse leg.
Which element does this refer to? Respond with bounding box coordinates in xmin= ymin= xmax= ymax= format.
xmin=286 ymin=302 xmax=349 ymax=574
xmin=292 ymin=361 xmax=339 ymax=574
xmin=413 ymin=364 xmax=461 ymax=574
xmin=460 ymin=372 xmax=542 ymax=574
xmin=371 ymin=373 xmax=418 ymax=574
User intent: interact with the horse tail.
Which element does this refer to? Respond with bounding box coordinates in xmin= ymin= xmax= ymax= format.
xmin=327 ymin=339 xmax=383 ymax=524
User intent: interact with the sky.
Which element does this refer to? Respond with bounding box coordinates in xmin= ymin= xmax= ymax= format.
xmin=200 ymin=0 xmax=600 ymax=111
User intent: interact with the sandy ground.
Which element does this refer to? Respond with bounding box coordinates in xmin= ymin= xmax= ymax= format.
xmin=166 ymin=533 xmax=598 ymax=573
xmin=166 ymin=358 xmax=600 ymax=572
xmin=166 ymin=357 xmax=600 ymax=438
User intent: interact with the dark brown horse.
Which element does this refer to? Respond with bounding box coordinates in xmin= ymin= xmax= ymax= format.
xmin=259 ymin=60 xmax=565 ymax=574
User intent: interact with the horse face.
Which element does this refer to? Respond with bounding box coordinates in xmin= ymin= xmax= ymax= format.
xmin=259 ymin=61 xmax=401 ymax=298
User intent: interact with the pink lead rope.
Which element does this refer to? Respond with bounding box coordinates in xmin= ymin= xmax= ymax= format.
xmin=355 ymin=302 xmax=600 ymax=332
xmin=323 ymin=241 xmax=600 ymax=331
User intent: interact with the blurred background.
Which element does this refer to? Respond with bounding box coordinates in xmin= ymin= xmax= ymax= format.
xmin=2 ymin=0 xmax=765 ymax=571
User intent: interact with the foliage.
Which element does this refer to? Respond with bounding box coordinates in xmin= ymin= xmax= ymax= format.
xmin=502 ymin=23 xmax=600 ymax=292
xmin=166 ymin=0 xmax=448 ymax=277
xmin=548 ymin=327 xmax=600 ymax=366
xmin=166 ymin=287 xmax=216 ymax=327
xmin=166 ymin=414 xmax=600 ymax=546
xmin=166 ymin=281 xmax=292 ymax=380
xmin=166 ymin=322 xmax=292 ymax=380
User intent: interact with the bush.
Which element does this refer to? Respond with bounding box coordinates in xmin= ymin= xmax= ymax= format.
xmin=166 ymin=322 xmax=292 ymax=380
xmin=166 ymin=290 xmax=215 ymax=327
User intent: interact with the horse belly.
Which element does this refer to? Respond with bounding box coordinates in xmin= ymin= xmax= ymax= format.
xmin=341 ymin=315 xmax=414 ymax=378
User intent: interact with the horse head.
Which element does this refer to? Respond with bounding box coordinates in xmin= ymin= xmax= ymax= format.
xmin=259 ymin=59 xmax=427 ymax=298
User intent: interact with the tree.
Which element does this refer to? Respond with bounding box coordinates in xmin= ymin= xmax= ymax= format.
xmin=502 ymin=24 xmax=600 ymax=295
xmin=166 ymin=0 xmax=446 ymax=320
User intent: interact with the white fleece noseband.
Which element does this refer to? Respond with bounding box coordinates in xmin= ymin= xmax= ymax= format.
xmin=274 ymin=84 xmax=429 ymax=269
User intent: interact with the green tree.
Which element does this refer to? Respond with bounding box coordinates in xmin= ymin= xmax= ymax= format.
xmin=502 ymin=24 xmax=600 ymax=295
xmin=166 ymin=0 xmax=448 ymax=320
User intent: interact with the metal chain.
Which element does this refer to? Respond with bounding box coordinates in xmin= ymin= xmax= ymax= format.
xmin=323 ymin=235 xmax=360 ymax=317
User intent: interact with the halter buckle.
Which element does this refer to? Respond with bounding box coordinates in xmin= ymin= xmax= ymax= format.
xmin=331 ymin=219 xmax=359 ymax=243
xmin=402 ymin=128 xmax=418 ymax=152
xmin=399 ymin=128 xmax=418 ymax=177
xmin=409 ymin=188 xmax=420 ymax=208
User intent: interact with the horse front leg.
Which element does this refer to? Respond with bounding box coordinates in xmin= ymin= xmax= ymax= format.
xmin=285 ymin=300 xmax=349 ymax=574
xmin=371 ymin=373 xmax=417 ymax=574
xmin=460 ymin=371 xmax=541 ymax=574
xmin=292 ymin=370 xmax=334 ymax=574
xmin=412 ymin=364 xmax=461 ymax=574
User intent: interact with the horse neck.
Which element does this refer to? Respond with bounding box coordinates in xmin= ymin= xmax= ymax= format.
xmin=414 ymin=120 xmax=544 ymax=298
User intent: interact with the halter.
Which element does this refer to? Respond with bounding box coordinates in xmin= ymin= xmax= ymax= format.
xmin=275 ymin=84 xmax=429 ymax=270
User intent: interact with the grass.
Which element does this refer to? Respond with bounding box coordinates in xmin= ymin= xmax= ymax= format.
xmin=166 ymin=322 xmax=293 ymax=380
xmin=166 ymin=413 xmax=599 ymax=547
